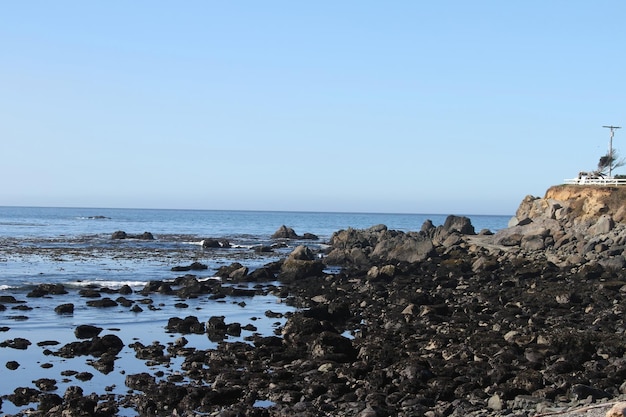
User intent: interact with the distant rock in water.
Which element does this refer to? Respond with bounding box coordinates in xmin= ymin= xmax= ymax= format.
xmin=271 ymin=225 xmax=318 ymax=240
xmin=111 ymin=231 xmax=155 ymax=240
xmin=171 ymin=262 xmax=208 ymax=272
xmin=200 ymin=238 xmax=231 ymax=248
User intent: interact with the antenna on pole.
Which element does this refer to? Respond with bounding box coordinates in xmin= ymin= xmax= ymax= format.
xmin=603 ymin=125 xmax=621 ymax=177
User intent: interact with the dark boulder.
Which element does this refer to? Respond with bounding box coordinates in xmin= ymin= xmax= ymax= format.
xmin=443 ymin=215 xmax=476 ymax=235
xmin=75 ymin=324 xmax=103 ymax=339
xmin=111 ymin=230 xmax=127 ymax=239
xmin=201 ymin=238 xmax=230 ymax=248
xmin=166 ymin=316 xmax=205 ymax=334
xmin=0 ymin=337 xmax=31 ymax=350
xmin=310 ymin=331 xmax=357 ymax=362
xmin=7 ymin=387 xmax=40 ymax=407
xmin=54 ymin=303 xmax=74 ymax=314
xmin=171 ymin=261 xmax=208 ymax=272
xmin=54 ymin=334 xmax=123 ymax=359
xmin=27 ymin=283 xmax=68 ymax=297
xmin=86 ymin=297 xmax=118 ymax=308
xmin=111 ymin=231 xmax=154 ymax=240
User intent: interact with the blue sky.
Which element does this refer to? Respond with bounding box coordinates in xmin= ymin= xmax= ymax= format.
xmin=2 ymin=1 xmax=625 ymax=215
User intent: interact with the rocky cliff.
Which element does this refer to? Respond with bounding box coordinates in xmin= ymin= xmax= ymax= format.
xmin=517 ymin=184 xmax=626 ymax=225
xmin=490 ymin=184 xmax=626 ymax=270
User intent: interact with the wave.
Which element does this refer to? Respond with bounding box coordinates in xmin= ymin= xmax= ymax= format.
xmin=65 ymin=279 xmax=151 ymax=289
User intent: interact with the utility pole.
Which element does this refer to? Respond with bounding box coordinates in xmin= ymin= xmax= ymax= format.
xmin=603 ymin=125 xmax=621 ymax=177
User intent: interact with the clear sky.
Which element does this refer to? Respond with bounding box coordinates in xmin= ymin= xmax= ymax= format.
xmin=2 ymin=1 xmax=625 ymax=215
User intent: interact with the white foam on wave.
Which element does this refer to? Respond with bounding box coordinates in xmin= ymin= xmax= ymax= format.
xmin=0 ymin=284 xmax=13 ymax=291
xmin=66 ymin=280 xmax=149 ymax=289
xmin=230 ymin=243 xmax=254 ymax=249
xmin=198 ymin=276 xmax=221 ymax=282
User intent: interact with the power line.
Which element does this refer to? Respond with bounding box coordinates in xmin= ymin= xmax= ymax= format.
xmin=603 ymin=125 xmax=621 ymax=177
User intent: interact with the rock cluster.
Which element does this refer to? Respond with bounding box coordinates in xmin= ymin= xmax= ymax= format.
xmin=111 ymin=231 xmax=154 ymax=240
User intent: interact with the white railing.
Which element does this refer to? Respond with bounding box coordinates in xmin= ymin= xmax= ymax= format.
xmin=564 ymin=177 xmax=626 ymax=185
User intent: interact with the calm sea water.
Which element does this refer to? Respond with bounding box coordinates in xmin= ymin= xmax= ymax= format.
xmin=0 ymin=206 xmax=511 ymax=414
xmin=0 ymin=206 xmax=510 ymax=240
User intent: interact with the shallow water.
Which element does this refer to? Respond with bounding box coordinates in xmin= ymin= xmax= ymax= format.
xmin=0 ymin=283 xmax=293 ymax=415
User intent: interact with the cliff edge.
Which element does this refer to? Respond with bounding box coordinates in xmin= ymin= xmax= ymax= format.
xmin=487 ymin=184 xmax=626 ymax=270
xmin=516 ymin=184 xmax=626 ymax=225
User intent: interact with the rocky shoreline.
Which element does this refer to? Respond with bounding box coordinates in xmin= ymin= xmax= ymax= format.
xmin=4 ymin=186 xmax=626 ymax=416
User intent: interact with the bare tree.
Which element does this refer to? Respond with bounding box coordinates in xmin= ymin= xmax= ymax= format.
xmin=596 ymin=148 xmax=626 ymax=177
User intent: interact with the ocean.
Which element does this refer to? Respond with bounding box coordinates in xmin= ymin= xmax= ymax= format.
xmin=0 ymin=206 xmax=511 ymax=290
xmin=0 ymin=206 xmax=511 ymax=415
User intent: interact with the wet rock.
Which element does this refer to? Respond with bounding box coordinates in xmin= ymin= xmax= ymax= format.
xmin=201 ymin=238 xmax=231 ymax=248
xmin=116 ymin=296 xmax=133 ymax=307
xmin=119 ymin=284 xmax=133 ymax=295
xmin=171 ymin=261 xmax=208 ymax=271
xmin=129 ymin=341 xmax=168 ymax=363
xmin=89 ymin=353 xmax=117 ymax=374
xmin=33 ymin=377 xmax=57 ymax=391
xmin=0 ymin=295 xmax=22 ymax=303
xmin=166 ymin=315 xmax=205 ymax=334
xmin=570 ymin=383 xmax=612 ymax=401
xmin=111 ymin=230 xmax=154 ymax=240
xmin=54 ymin=334 xmax=123 ymax=359
xmin=229 ymin=265 xmax=249 ymax=280
xmin=54 ymin=303 xmax=74 ymax=314
xmin=7 ymin=387 xmax=40 ymax=406
xmin=27 ymin=283 xmax=68 ymax=297
xmin=75 ymin=324 xmax=103 ymax=339
xmin=125 ymin=372 xmax=156 ymax=391
xmin=1 ymin=337 xmax=31 ymax=350
xmin=310 ymin=331 xmax=357 ymax=362
xmin=6 ymin=360 xmax=19 ymax=370
xmin=86 ymin=297 xmax=118 ymax=308
xmin=79 ymin=288 xmax=101 ymax=298
xmin=111 ymin=230 xmax=127 ymax=239
xmin=75 ymin=372 xmax=94 ymax=381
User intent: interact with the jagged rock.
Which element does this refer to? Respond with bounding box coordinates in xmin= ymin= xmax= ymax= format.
xmin=288 ymin=245 xmax=315 ymax=261
xmin=443 ymin=215 xmax=476 ymax=235
xmin=272 ymin=225 xmax=299 ymax=239
xmin=372 ymin=232 xmax=435 ymax=263
xmin=228 ymin=266 xmax=248 ymax=280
